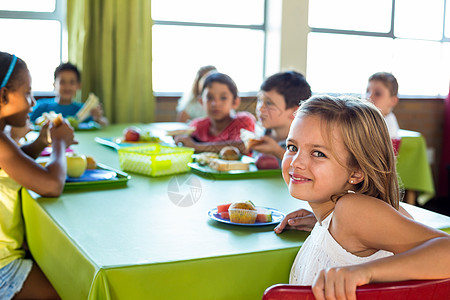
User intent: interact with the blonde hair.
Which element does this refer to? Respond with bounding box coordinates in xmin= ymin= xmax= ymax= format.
xmin=296 ymin=95 xmax=401 ymax=209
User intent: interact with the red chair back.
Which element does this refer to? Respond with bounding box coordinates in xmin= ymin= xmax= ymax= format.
xmin=392 ymin=137 xmax=402 ymax=155
xmin=262 ymin=278 xmax=450 ymax=300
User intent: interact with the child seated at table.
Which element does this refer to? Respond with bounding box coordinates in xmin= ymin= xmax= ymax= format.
xmin=176 ymin=65 xmax=217 ymax=123
xmin=0 ymin=51 xmax=77 ymax=299
xmin=174 ymin=72 xmax=255 ymax=153
xmin=29 ymin=62 xmax=108 ymax=126
xmin=366 ymin=72 xmax=400 ymax=138
xmin=250 ymin=71 xmax=311 ymax=161
xmin=276 ymin=95 xmax=450 ymax=299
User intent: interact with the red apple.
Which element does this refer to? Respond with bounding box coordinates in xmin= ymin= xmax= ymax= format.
xmin=66 ymin=153 xmax=87 ymax=177
xmin=255 ymin=153 xmax=280 ymax=170
xmin=123 ymin=127 xmax=140 ymax=142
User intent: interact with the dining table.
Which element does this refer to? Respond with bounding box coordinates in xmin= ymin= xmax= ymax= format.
xmin=396 ymin=129 xmax=435 ymax=205
xmin=22 ymin=123 xmax=450 ymax=300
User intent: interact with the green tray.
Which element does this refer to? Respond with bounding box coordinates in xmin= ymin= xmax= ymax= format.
xmin=63 ymin=163 xmax=130 ymax=191
xmin=189 ymin=162 xmax=281 ymax=180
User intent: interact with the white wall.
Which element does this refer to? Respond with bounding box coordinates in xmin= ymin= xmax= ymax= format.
xmin=278 ymin=0 xmax=310 ymax=75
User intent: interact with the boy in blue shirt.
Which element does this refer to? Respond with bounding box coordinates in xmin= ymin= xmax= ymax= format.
xmin=30 ymin=63 xmax=108 ymax=126
xmin=250 ymin=71 xmax=311 ymax=160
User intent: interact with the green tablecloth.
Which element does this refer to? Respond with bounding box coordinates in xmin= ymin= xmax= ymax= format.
xmin=396 ymin=130 xmax=435 ymax=205
xmin=22 ymin=124 xmax=450 ymax=300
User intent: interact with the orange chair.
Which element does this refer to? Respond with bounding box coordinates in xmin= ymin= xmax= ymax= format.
xmin=262 ymin=278 xmax=450 ymax=300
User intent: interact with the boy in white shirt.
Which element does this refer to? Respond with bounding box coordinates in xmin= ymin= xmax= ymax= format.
xmin=366 ymin=72 xmax=400 ymax=138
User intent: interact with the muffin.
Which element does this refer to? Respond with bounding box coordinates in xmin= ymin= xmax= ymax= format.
xmin=228 ymin=200 xmax=257 ymax=224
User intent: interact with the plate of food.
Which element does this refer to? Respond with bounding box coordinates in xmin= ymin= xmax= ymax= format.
xmin=69 ymin=120 xmax=102 ymax=131
xmin=32 ymin=121 xmax=101 ymax=132
xmin=63 ymin=160 xmax=130 ymax=190
xmin=66 ymin=169 xmax=117 ymax=182
xmin=40 ymin=146 xmax=74 ymax=156
xmin=32 ymin=110 xmax=102 ymax=131
xmin=145 ymin=122 xmax=196 ymax=136
xmin=189 ymin=146 xmax=281 ymax=179
xmin=95 ymin=126 xmax=162 ymax=150
xmin=208 ymin=201 xmax=285 ymax=226
xmin=94 ymin=136 xmax=161 ymax=150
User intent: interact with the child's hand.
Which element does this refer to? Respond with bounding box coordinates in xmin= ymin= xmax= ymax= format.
xmin=274 ymin=209 xmax=316 ymax=233
xmin=50 ymin=120 xmax=78 ymax=148
xmin=174 ymin=135 xmax=196 ymax=148
xmin=36 ymin=121 xmax=50 ymax=146
xmin=250 ymin=136 xmax=285 ymax=160
xmin=312 ymin=265 xmax=372 ymax=300
xmin=90 ymin=104 xmax=104 ymax=122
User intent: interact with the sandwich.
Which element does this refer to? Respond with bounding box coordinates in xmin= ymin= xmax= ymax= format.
xmin=240 ymin=128 xmax=263 ymax=149
xmin=209 ymin=158 xmax=249 ymax=171
xmin=40 ymin=111 xmax=63 ymax=127
xmin=76 ymin=93 xmax=99 ymax=122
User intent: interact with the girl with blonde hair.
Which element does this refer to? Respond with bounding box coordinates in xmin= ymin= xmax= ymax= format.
xmin=277 ymin=95 xmax=450 ymax=300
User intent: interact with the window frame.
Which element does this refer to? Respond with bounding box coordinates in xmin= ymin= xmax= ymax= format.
xmin=151 ymin=0 xmax=268 ymax=96
xmin=0 ymin=0 xmax=66 ymax=62
xmin=0 ymin=0 xmax=66 ymax=95
xmin=309 ymin=0 xmax=449 ymax=43
xmin=307 ymin=0 xmax=450 ymax=98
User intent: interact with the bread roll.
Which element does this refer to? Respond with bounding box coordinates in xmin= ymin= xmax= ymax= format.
xmin=220 ymin=146 xmax=240 ymax=161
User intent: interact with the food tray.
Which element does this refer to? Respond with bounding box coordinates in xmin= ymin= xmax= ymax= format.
xmin=95 ymin=136 xmax=160 ymax=150
xmin=189 ymin=155 xmax=281 ymax=179
xmin=118 ymin=144 xmax=194 ymax=177
xmin=32 ymin=121 xmax=101 ymax=132
xmin=64 ymin=163 xmax=130 ymax=191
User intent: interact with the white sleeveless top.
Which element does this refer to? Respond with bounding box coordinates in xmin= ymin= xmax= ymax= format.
xmin=289 ymin=211 xmax=393 ymax=285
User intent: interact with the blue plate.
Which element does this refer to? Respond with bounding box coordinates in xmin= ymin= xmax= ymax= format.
xmin=76 ymin=121 xmax=101 ymax=131
xmin=208 ymin=207 xmax=285 ymax=226
xmin=94 ymin=136 xmax=161 ymax=150
xmin=66 ymin=169 xmax=117 ymax=182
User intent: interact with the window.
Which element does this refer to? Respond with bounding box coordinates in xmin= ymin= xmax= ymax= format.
xmin=151 ymin=0 xmax=266 ymax=94
xmin=0 ymin=0 xmax=66 ymax=93
xmin=307 ymin=0 xmax=450 ymax=97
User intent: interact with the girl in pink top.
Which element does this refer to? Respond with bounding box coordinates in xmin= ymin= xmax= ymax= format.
xmin=175 ymin=72 xmax=255 ymax=153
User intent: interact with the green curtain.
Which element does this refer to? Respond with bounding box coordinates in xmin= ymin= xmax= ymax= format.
xmin=67 ymin=0 xmax=154 ymax=123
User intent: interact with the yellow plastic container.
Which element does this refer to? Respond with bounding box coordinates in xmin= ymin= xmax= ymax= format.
xmin=118 ymin=144 xmax=194 ymax=177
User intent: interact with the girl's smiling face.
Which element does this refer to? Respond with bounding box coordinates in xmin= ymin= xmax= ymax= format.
xmin=201 ymin=82 xmax=237 ymax=121
xmin=1 ymin=69 xmax=35 ymax=127
xmin=282 ymin=114 xmax=354 ymax=208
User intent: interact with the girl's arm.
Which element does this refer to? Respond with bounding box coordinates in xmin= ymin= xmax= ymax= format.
xmin=0 ymin=121 xmax=77 ymax=197
xmin=250 ymin=136 xmax=286 ymax=160
xmin=176 ymin=110 xmax=190 ymax=123
xmin=312 ymin=194 xmax=450 ymax=300
xmin=274 ymin=208 xmax=316 ymax=233
xmin=174 ymin=135 xmax=247 ymax=154
xmin=20 ymin=121 xmax=50 ymax=159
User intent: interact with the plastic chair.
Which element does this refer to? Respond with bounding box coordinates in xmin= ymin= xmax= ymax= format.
xmin=262 ymin=278 xmax=450 ymax=300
